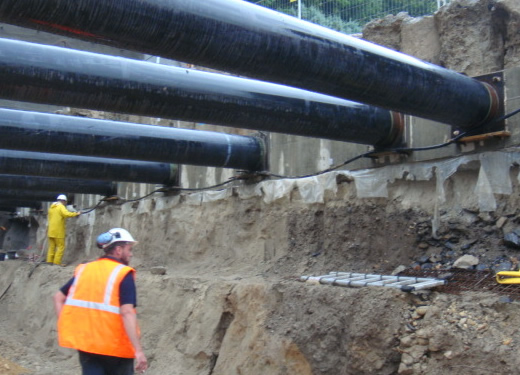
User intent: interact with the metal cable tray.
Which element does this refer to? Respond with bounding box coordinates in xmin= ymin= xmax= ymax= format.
xmin=300 ymin=272 xmax=447 ymax=292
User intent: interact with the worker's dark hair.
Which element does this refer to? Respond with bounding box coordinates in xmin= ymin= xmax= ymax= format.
xmin=104 ymin=241 xmax=128 ymax=254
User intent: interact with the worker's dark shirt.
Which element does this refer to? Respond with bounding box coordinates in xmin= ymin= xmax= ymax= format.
xmin=59 ymin=256 xmax=137 ymax=307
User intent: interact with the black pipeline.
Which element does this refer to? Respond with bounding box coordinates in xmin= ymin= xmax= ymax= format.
xmin=0 ymin=199 xmax=42 ymax=209
xmin=0 ymin=207 xmax=17 ymax=212
xmin=0 ymin=108 xmax=265 ymax=171
xmin=0 ymin=38 xmax=402 ymax=147
xmin=0 ymin=150 xmax=178 ymax=185
xmin=0 ymin=175 xmax=117 ymax=196
xmin=0 ymin=0 xmax=497 ymax=129
xmin=0 ymin=189 xmax=74 ymax=202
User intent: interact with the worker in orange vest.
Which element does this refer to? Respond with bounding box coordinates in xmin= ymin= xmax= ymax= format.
xmin=46 ymin=194 xmax=80 ymax=266
xmin=53 ymin=228 xmax=148 ymax=374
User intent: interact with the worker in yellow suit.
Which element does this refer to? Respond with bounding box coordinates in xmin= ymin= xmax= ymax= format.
xmin=47 ymin=194 xmax=81 ymax=266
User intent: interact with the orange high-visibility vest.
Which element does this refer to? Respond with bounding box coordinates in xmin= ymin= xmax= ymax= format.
xmin=58 ymin=258 xmax=137 ymax=358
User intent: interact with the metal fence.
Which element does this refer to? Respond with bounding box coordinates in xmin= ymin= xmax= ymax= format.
xmin=252 ymin=0 xmax=451 ymax=34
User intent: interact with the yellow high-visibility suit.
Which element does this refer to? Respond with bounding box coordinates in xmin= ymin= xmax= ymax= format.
xmin=47 ymin=202 xmax=80 ymax=265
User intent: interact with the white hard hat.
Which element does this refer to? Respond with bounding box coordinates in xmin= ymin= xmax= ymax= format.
xmin=57 ymin=194 xmax=67 ymax=201
xmin=96 ymin=228 xmax=138 ymax=249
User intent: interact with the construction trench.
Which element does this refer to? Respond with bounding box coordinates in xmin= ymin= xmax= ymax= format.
xmin=1 ymin=0 xmax=520 ymax=374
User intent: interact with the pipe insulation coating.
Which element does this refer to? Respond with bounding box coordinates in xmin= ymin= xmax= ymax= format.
xmin=0 ymin=189 xmax=75 ymax=202
xmin=0 ymin=174 xmax=117 ymax=196
xmin=0 ymin=108 xmax=265 ymax=171
xmin=0 ymin=38 xmax=402 ymax=147
xmin=0 ymin=207 xmax=17 ymax=212
xmin=0 ymin=0 xmax=498 ymax=129
xmin=0 ymin=150 xmax=179 ymax=185
xmin=0 ymin=199 xmax=42 ymax=209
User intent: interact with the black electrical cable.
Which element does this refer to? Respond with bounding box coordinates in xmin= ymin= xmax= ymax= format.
xmin=118 ymin=189 xmax=164 ymax=204
xmin=388 ymin=105 xmax=520 ymax=154
xmin=0 ymin=282 xmax=11 ymax=300
xmin=77 ymin=178 xmax=243 ymax=210
xmin=80 ymin=199 xmax=105 ymax=214
xmin=79 ymin=106 xmax=520 ymax=209
xmin=158 ymin=179 xmax=240 ymax=193
xmin=26 ymin=104 xmax=520 ymax=278
xmin=118 ymin=177 xmax=242 ymax=203
xmin=266 ymin=105 xmax=520 ymax=180
xmin=266 ymin=152 xmax=370 ymax=179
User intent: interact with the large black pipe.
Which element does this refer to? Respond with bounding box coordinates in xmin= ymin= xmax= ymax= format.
xmin=0 ymin=207 xmax=17 ymax=212
xmin=0 ymin=0 xmax=497 ymax=129
xmin=0 ymin=189 xmax=75 ymax=202
xmin=0 ymin=175 xmax=117 ymax=196
xmin=0 ymin=150 xmax=178 ymax=185
xmin=0 ymin=199 xmax=42 ymax=209
xmin=0 ymin=38 xmax=402 ymax=147
xmin=0 ymin=108 xmax=266 ymax=171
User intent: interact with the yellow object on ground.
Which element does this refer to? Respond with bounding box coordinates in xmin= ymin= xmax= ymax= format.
xmin=496 ymin=271 xmax=520 ymax=284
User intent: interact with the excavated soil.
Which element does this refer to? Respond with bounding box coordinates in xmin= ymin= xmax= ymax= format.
xmin=3 ymin=176 xmax=520 ymax=375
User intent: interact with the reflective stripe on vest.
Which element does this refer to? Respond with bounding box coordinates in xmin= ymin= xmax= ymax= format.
xmin=65 ymin=263 xmax=126 ymax=314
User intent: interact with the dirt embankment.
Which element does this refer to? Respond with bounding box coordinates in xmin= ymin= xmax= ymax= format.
xmin=3 ymin=170 xmax=520 ymax=374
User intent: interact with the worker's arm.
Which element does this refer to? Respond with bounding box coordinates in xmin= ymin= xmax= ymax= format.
xmin=121 ymin=304 xmax=148 ymax=372
xmin=53 ymin=290 xmax=67 ymax=318
xmin=58 ymin=204 xmax=81 ymax=218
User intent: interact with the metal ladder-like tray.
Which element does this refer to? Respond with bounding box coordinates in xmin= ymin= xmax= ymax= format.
xmin=300 ymin=272 xmax=446 ymax=292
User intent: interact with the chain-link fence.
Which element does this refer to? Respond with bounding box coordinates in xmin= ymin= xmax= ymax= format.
xmin=251 ymin=0 xmax=451 ymax=34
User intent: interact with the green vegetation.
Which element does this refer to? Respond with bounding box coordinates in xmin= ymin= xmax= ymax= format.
xmin=248 ymin=0 xmax=438 ymax=34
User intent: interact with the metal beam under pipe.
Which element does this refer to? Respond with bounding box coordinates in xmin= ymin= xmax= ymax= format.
xmin=0 ymin=38 xmax=402 ymax=147
xmin=0 ymin=150 xmax=179 ymax=185
xmin=0 ymin=0 xmax=498 ymax=129
xmin=0 ymin=175 xmax=117 ymax=196
xmin=0 ymin=108 xmax=265 ymax=171
xmin=0 ymin=189 xmax=75 ymax=202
